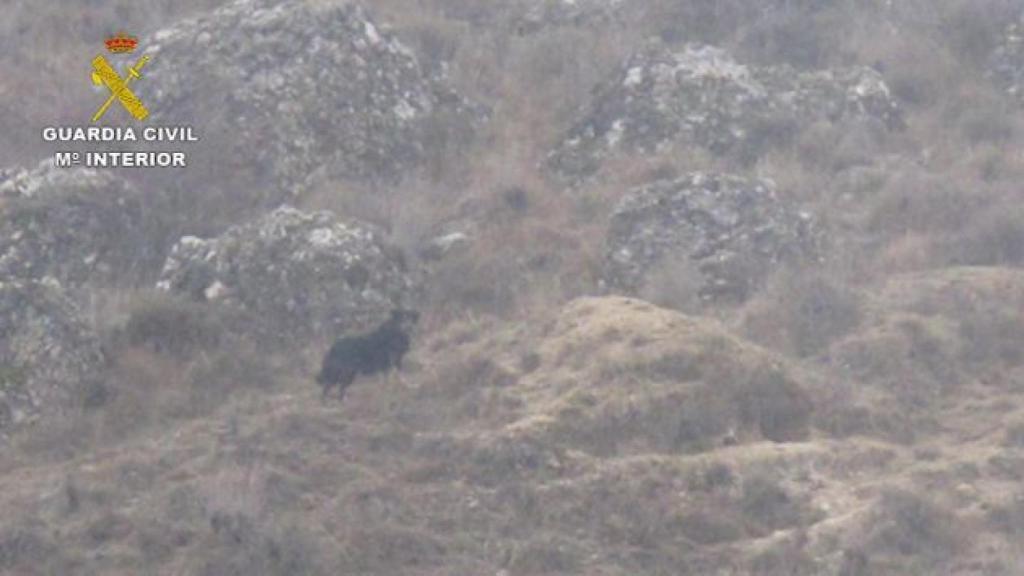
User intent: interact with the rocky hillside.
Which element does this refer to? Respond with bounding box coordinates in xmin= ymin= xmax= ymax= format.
xmin=137 ymin=0 xmax=478 ymax=204
xmin=548 ymin=42 xmax=902 ymax=181
xmin=2 ymin=0 xmax=1024 ymax=575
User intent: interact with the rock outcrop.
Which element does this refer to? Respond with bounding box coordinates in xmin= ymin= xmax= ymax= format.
xmin=136 ymin=0 xmax=476 ymax=207
xmin=0 ymin=163 xmax=165 ymax=293
xmin=157 ymin=206 xmax=416 ymax=341
xmin=605 ymin=173 xmax=821 ymax=303
xmin=549 ymin=43 xmax=902 ymax=180
xmin=0 ymin=279 xmax=106 ymax=435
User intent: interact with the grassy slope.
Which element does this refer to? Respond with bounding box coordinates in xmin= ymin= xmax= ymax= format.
xmin=3 ymin=0 xmax=1024 ymax=574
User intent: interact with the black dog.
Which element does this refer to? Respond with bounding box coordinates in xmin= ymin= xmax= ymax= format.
xmin=317 ymin=309 xmax=419 ymax=400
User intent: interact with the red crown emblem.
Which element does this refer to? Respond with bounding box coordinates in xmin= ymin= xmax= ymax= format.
xmin=105 ymin=33 xmax=138 ymax=54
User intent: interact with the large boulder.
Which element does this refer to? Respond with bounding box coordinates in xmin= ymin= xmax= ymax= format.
xmin=135 ymin=0 xmax=476 ymax=209
xmin=0 ymin=279 xmax=106 ymax=435
xmin=548 ymin=43 xmax=902 ymax=180
xmin=0 ymin=162 xmax=166 ymax=293
xmin=605 ymin=172 xmax=821 ymax=303
xmin=157 ymin=206 xmax=416 ymax=341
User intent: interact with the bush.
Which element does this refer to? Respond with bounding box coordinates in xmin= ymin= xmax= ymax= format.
xmin=740 ymin=475 xmax=808 ymax=533
xmin=736 ymin=4 xmax=839 ymax=68
xmin=871 ymin=35 xmax=959 ymax=108
xmin=678 ymin=510 xmax=745 ymax=545
xmin=182 ymin=344 xmax=275 ymax=418
xmin=736 ymin=367 xmax=813 ymax=442
xmin=0 ymin=522 xmax=71 ymax=574
xmin=867 ymin=171 xmax=981 ymax=235
xmin=861 ymin=490 xmax=967 ymax=563
xmin=744 ymin=272 xmax=863 ymax=358
xmin=951 ymin=203 xmax=1024 ymax=266
xmin=794 ymin=275 xmax=862 ymax=357
xmin=990 ymin=495 xmax=1024 ymax=535
xmin=957 ymin=303 xmax=1024 ymax=368
xmin=941 ymin=1 xmax=1017 ymax=66
xmin=121 ymin=293 xmax=224 ymax=359
xmin=199 ymin=516 xmax=327 ymax=576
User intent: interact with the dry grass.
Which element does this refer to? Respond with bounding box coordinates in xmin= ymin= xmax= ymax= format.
xmin=5 ymin=0 xmax=1024 ymax=574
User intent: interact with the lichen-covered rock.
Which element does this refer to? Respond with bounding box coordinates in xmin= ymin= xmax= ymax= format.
xmin=137 ymin=0 xmax=476 ymax=205
xmin=605 ymin=173 xmax=821 ymax=302
xmin=157 ymin=206 xmax=416 ymax=340
xmin=0 ymin=279 xmax=106 ymax=435
xmin=1 ymin=161 xmax=103 ymax=199
xmin=549 ymin=43 xmax=902 ymax=180
xmin=0 ymin=162 xmax=165 ymax=292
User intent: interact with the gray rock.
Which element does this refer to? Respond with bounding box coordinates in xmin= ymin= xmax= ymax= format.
xmin=419 ymin=231 xmax=472 ymax=262
xmin=157 ymin=206 xmax=417 ymax=341
xmin=549 ymin=43 xmax=903 ymax=180
xmin=0 ymin=279 xmax=106 ymax=435
xmin=605 ymin=172 xmax=821 ymax=303
xmin=136 ymin=0 xmax=476 ymax=208
xmin=0 ymin=162 xmax=165 ymax=293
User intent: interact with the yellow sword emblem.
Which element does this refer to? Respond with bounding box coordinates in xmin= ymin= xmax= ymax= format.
xmin=91 ymin=54 xmax=151 ymax=122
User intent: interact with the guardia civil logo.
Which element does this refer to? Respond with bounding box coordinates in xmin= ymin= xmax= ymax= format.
xmin=41 ymin=30 xmax=199 ymax=169
xmin=91 ymin=32 xmax=151 ymax=122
